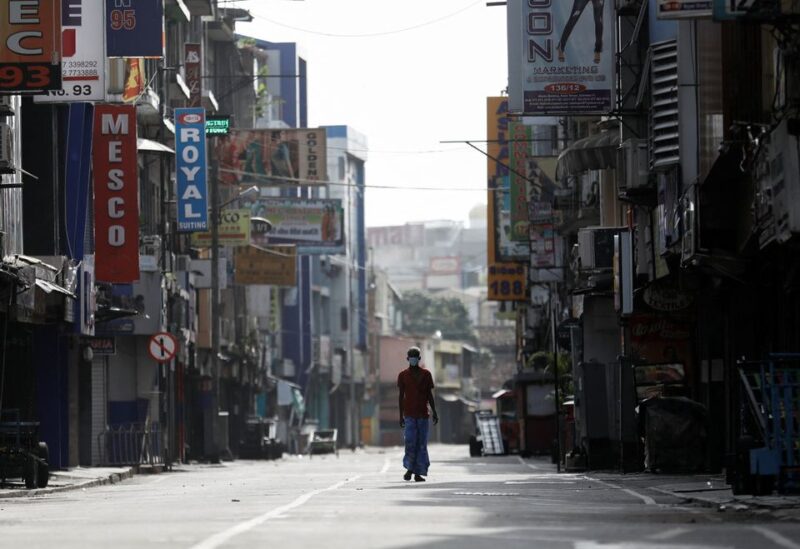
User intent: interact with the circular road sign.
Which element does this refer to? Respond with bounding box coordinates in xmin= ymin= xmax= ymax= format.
xmin=148 ymin=332 xmax=178 ymax=363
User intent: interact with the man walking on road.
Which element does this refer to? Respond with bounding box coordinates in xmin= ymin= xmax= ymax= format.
xmin=398 ymin=346 xmax=439 ymax=482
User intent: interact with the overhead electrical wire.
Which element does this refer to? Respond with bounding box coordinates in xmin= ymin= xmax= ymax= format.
xmin=235 ymin=0 xmax=485 ymax=38
xmin=217 ymin=166 xmax=508 ymax=192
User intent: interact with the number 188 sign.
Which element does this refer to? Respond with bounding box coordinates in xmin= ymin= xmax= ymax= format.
xmin=488 ymin=263 xmax=526 ymax=302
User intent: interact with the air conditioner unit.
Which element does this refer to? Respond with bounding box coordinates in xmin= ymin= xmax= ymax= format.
xmin=0 ymin=96 xmax=15 ymax=116
xmin=0 ymin=124 xmax=15 ymax=174
xmin=763 ymin=119 xmax=800 ymax=243
xmin=140 ymin=235 xmax=162 ymax=257
xmin=175 ymin=254 xmax=191 ymax=272
xmin=618 ymin=138 xmax=650 ymax=192
xmin=577 ymin=226 xmax=626 ymax=270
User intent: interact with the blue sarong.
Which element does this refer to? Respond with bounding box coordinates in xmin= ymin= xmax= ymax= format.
xmin=403 ymin=417 xmax=430 ymax=476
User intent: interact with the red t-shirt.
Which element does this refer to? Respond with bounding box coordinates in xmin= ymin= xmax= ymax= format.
xmin=397 ymin=367 xmax=434 ymax=419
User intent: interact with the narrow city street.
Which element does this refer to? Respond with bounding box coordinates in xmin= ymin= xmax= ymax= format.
xmin=1 ymin=445 xmax=798 ymax=549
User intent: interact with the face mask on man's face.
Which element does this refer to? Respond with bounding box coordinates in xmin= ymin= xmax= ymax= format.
xmin=408 ymin=357 xmax=420 ymax=367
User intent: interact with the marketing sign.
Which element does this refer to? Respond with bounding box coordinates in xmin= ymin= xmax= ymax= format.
xmin=234 ymin=245 xmax=297 ymax=286
xmin=105 ymin=0 xmax=163 ymax=58
xmin=93 ymin=104 xmax=139 ymax=283
xmin=0 ymin=0 xmax=62 ymax=92
xmin=218 ymin=129 xmax=327 ymax=186
xmin=190 ymin=209 xmax=251 ymax=247
xmin=657 ymin=0 xmax=712 ymax=18
xmin=184 ymin=42 xmax=201 ymax=107
xmin=249 ymin=198 xmax=344 ymax=255
xmin=487 ymin=97 xmax=526 ymax=302
xmin=175 ymin=107 xmax=209 ymax=232
xmin=36 ymin=0 xmax=105 ymax=102
xmin=507 ymin=0 xmax=615 ymax=115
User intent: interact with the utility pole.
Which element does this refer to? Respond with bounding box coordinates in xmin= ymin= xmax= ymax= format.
xmin=209 ymin=145 xmax=221 ymax=461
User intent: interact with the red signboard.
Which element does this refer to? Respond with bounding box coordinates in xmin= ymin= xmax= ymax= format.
xmin=184 ymin=43 xmax=201 ymax=108
xmin=93 ymin=104 xmax=139 ymax=283
xmin=0 ymin=0 xmax=63 ymax=91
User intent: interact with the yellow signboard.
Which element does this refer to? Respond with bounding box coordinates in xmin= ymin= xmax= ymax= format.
xmin=234 ymin=245 xmax=297 ymax=286
xmin=191 ymin=209 xmax=251 ymax=247
xmin=487 ymin=97 xmax=526 ymax=301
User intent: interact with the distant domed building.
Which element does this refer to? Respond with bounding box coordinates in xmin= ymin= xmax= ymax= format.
xmin=468 ymin=203 xmax=487 ymax=230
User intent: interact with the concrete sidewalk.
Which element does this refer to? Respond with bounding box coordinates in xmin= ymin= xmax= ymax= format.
xmin=0 ymin=466 xmax=136 ymax=499
xmin=585 ymin=470 xmax=800 ymax=513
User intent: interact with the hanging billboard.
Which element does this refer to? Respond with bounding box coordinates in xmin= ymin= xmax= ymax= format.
xmin=0 ymin=0 xmax=62 ymax=92
xmin=487 ymin=97 xmax=526 ymax=302
xmin=35 ymin=0 xmax=105 ymax=102
xmin=234 ymin=245 xmax=297 ymax=286
xmin=507 ymin=0 xmax=615 ymax=115
xmin=105 ymin=0 xmax=163 ymax=58
xmin=249 ymin=198 xmax=344 ymax=255
xmin=217 ymin=129 xmax=327 ymax=186
xmin=93 ymin=104 xmax=139 ymax=283
xmin=175 ymin=107 xmax=209 ymax=232
xmin=190 ymin=209 xmax=251 ymax=247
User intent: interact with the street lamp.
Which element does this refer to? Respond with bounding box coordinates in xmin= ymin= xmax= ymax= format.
xmin=210 ymin=183 xmax=265 ymax=460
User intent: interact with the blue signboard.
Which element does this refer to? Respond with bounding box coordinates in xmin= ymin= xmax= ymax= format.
xmin=105 ymin=0 xmax=164 ymax=58
xmin=175 ymin=108 xmax=209 ymax=232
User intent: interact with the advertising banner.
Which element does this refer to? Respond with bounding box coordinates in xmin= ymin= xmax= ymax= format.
xmin=105 ymin=0 xmax=163 ymax=58
xmin=249 ymin=198 xmax=344 ymax=255
xmin=175 ymin=108 xmax=209 ymax=232
xmin=509 ymin=122 xmax=558 ymax=241
xmin=657 ymin=0 xmax=712 ymax=18
xmin=507 ymin=0 xmax=614 ymax=115
xmin=36 ymin=0 xmax=105 ymax=102
xmin=0 ymin=0 xmax=62 ymax=92
xmin=234 ymin=245 xmax=297 ymax=287
xmin=93 ymin=104 xmax=139 ymax=283
xmin=190 ymin=209 xmax=251 ymax=247
xmin=487 ymin=97 xmax=526 ymax=302
xmin=184 ymin=43 xmax=201 ymax=107
xmin=217 ymin=129 xmax=327 ymax=186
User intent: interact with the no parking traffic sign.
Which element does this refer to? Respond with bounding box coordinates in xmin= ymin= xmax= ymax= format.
xmin=148 ymin=332 xmax=178 ymax=363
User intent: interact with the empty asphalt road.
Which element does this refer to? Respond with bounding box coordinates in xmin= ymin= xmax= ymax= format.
xmin=0 ymin=445 xmax=798 ymax=548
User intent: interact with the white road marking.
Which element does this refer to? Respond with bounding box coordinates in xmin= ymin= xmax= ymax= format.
xmin=583 ymin=476 xmax=657 ymax=505
xmin=380 ymin=457 xmax=390 ymax=474
xmin=576 ymin=542 xmax=730 ymax=549
xmin=505 ymin=480 xmax=577 ymax=485
xmin=188 ymin=475 xmax=362 ymax=549
xmin=751 ymin=526 xmax=800 ymax=549
xmin=648 ymin=527 xmax=691 ymax=540
xmin=517 ymin=456 xmax=540 ymax=470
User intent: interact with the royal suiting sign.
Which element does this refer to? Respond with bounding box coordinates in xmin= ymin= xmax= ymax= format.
xmin=175 ymin=107 xmax=209 ymax=232
xmin=0 ymin=0 xmax=63 ymax=92
xmin=93 ymin=104 xmax=139 ymax=283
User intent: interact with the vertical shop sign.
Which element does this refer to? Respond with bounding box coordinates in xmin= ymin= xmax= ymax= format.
xmin=487 ymin=96 xmax=526 ymax=301
xmin=184 ymin=43 xmax=201 ymax=107
xmin=105 ymin=0 xmax=163 ymax=58
xmin=36 ymin=0 xmax=105 ymax=102
xmin=507 ymin=0 xmax=615 ymax=114
xmin=93 ymin=104 xmax=139 ymax=282
xmin=0 ymin=0 xmax=63 ymax=92
xmin=175 ymin=108 xmax=209 ymax=232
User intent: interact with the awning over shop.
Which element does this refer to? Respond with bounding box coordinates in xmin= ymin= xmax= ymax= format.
xmin=137 ymin=138 xmax=175 ymax=154
xmin=556 ymin=130 xmax=620 ymax=180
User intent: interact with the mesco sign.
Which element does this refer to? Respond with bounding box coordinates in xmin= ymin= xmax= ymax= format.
xmin=175 ymin=108 xmax=209 ymax=232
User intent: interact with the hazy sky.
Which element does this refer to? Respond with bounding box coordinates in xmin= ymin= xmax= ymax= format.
xmin=235 ymin=0 xmax=508 ymax=228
